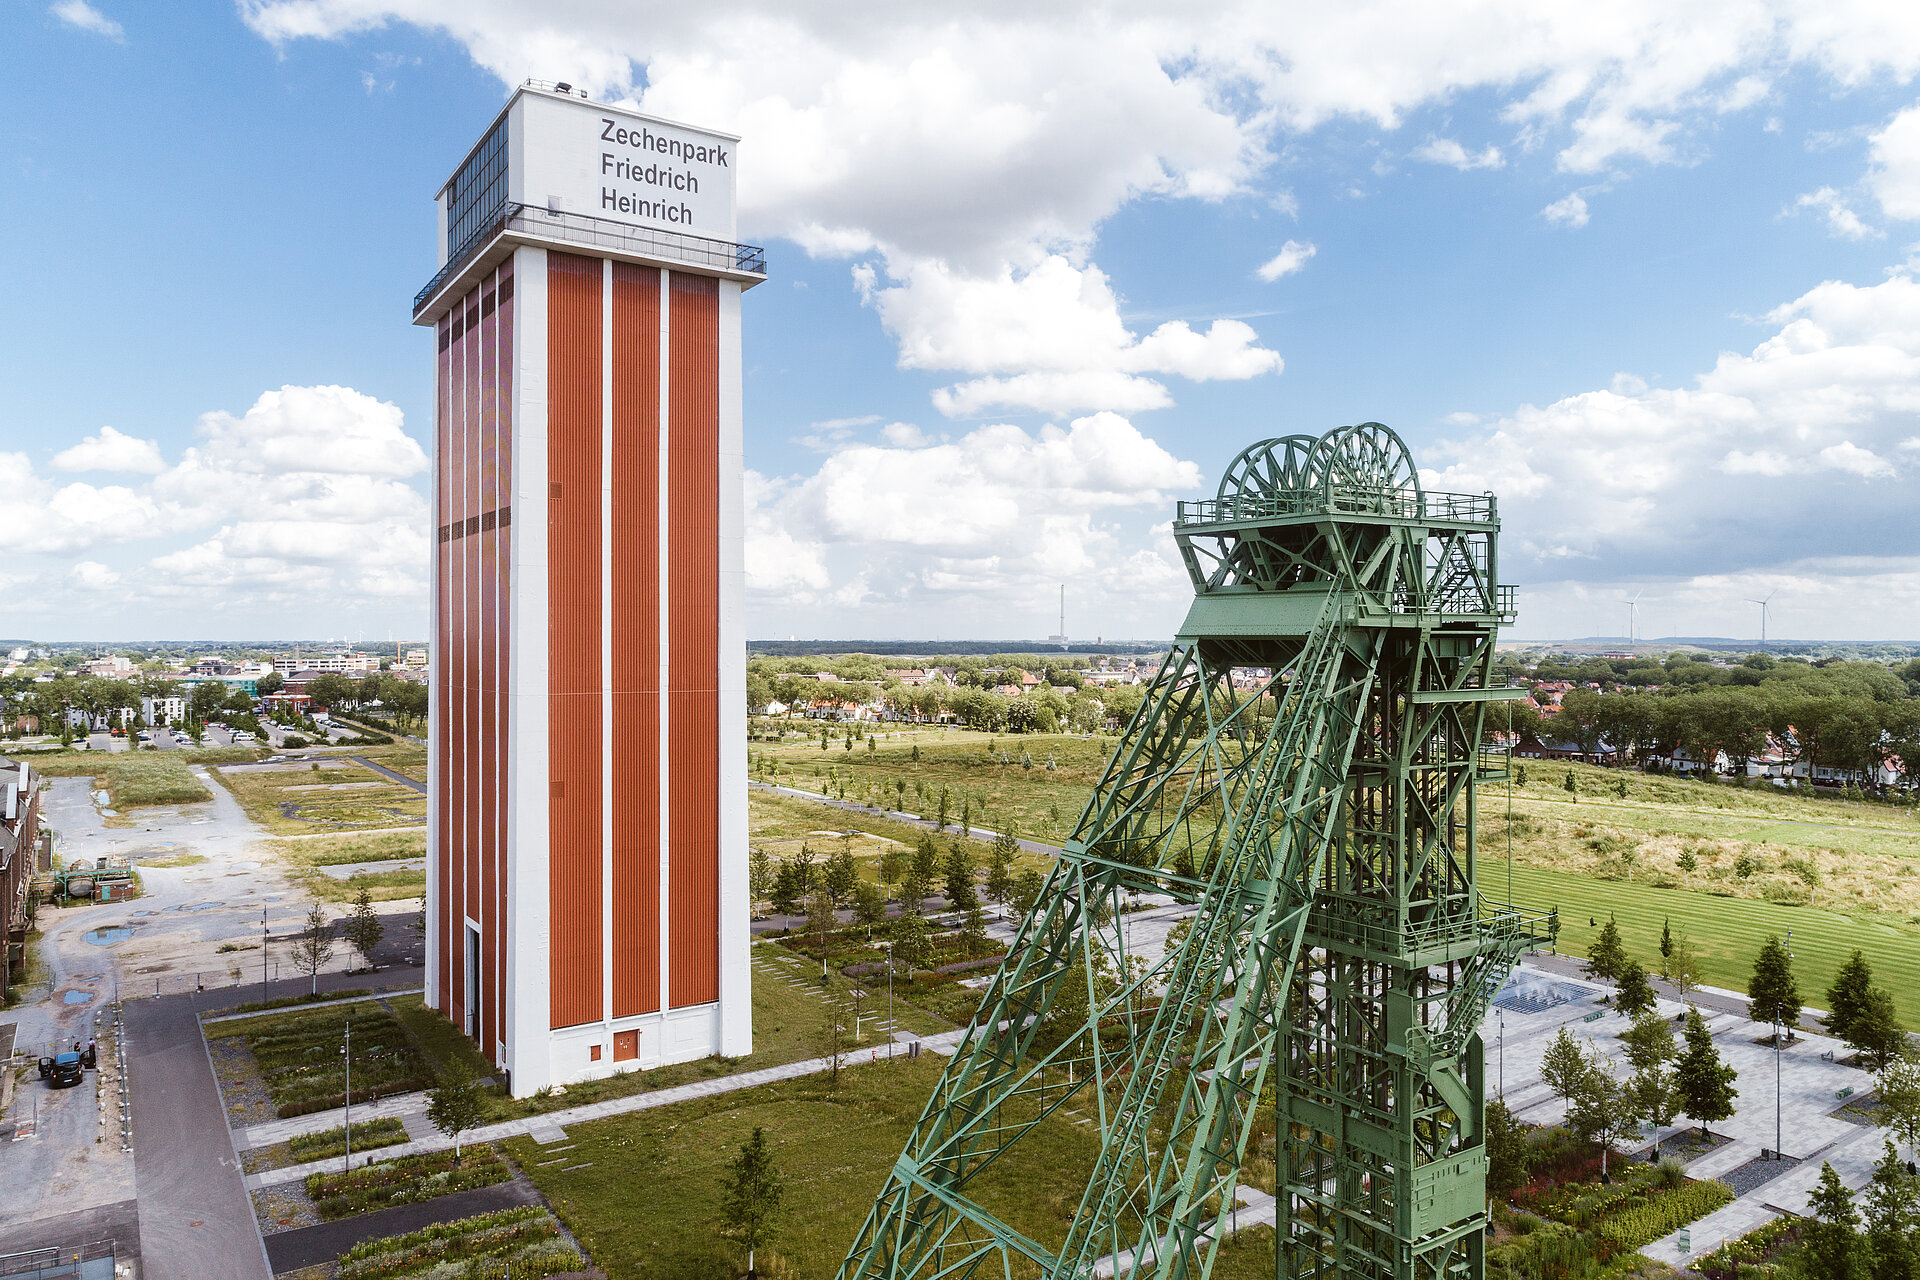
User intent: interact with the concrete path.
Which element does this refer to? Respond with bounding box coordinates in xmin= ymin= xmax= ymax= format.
xmin=247 ymin=1026 xmax=970 ymax=1192
xmin=0 ymin=1199 xmax=141 ymax=1268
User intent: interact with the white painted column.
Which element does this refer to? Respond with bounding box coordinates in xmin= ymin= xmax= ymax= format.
xmin=656 ymin=268 xmax=674 ymax=1017
xmin=716 ymin=278 xmax=752 ymax=1057
xmin=600 ymin=257 xmax=616 ymax=1038
xmin=505 ymin=246 xmax=553 ymax=1097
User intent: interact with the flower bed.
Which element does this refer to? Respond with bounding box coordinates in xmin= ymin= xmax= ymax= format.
xmin=219 ymin=1003 xmax=432 ymax=1118
xmin=336 ymin=1206 xmax=583 ymax=1279
xmin=305 ymin=1147 xmax=510 ymax=1220
xmin=1692 ymin=1215 xmax=1805 ymax=1280
xmin=287 ymin=1116 xmax=409 ymax=1162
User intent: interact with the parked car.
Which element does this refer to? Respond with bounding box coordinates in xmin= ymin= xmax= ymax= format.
xmin=37 ymin=1053 xmax=83 ymax=1087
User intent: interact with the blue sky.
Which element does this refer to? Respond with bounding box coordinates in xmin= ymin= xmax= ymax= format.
xmin=5 ymin=2 xmax=1920 ymax=644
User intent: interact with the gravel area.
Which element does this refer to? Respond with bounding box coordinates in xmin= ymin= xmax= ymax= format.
xmin=208 ymin=1033 xmax=278 ymax=1127
xmin=253 ymin=1177 xmax=322 ymax=1235
xmin=1833 ymin=1090 xmax=1884 ymax=1127
xmin=1720 ymin=1153 xmax=1804 ymax=1197
xmin=1633 ymin=1129 xmax=1731 ymax=1163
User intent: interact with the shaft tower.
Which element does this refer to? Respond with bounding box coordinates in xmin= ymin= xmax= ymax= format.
xmin=837 ymin=423 xmax=1555 ymax=1280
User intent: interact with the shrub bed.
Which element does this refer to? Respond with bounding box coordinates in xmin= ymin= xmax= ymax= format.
xmin=220 ymin=1002 xmax=432 ymax=1117
xmin=336 ymin=1206 xmax=582 ymax=1279
xmin=215 ymin=988 xmax=373 ymax=1016
xmin=1594 ymin=1177 xmax=1733 ymax=1250
xmin=306 ymin=1147 xmax=510 ymax=1220
xmin=287 ymin=1116 xmax=409 ymax=1162
xmin=1693 ymin=1215 xmax=1805 ymax=1280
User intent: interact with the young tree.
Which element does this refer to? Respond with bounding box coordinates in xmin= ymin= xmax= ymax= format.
xmin=851 ymin=880 xmax=887 ymax=930
xmin=935 ymin=785 xmax=950 ymax=831
xmin=1485 ymin=1097 xmax=1531 ymax=1199
xmin=1877 ymin=1045 xmax=1920 ymax=1162
xmin=1658 ymin=918 xmax=1674 ymax=978
xmin=1862 ymin=1140 xmax=1918 ymax=1280
xmin=425 ymin=1057 xmax=486 ymax=1159
xmin=1828 ymin=949 xmax=1876 ymax=1041
xmin=719 ymin=1125 xmax=784 ymax=1279
xmin=891 ymin=909 xmax=931 ymax=976
xmin=1748 ymin=934 xmax=1802 ymax=1039
xmin=1620 ymin=1009 xmax=1682 ymax=1128
xmin=1615 ymin=959 xmax=1657 ymax=1019
xmin=805 ymin=890 xmax=838 ymax=962
xmin=1804 ymin=1161 xmax=1865 ymax=1280
xmin=1848 ymin=985 xmax=1906 ymax=1070
xmin=943 ymin=843 xmax=977 ymax=911
xmin=1668 ymin=931 xmax=1703 ymax=996
xmin=1586 ymin=915 xmax=1629 ymax=987
xmin=961 ymin=903 xmax=990 ymax=955
xmin=748 ymin=847 xmax=775 ymax=907
xmin=1540 ymin=1026 xmax=1589 ymax=1104
xmin=770 ymin=860 xmax=803 ymax=917
xmin=824 ymin=848 xmax=859 ymax=908
xmin=294 ymin=900 xmax=337 ymax=995
xmin=985 ymin=840 xmax=1017 ymax=919
xmin=792 ymin=842 xmax=818 ymax=897
xmin=342 ymin=883 xmax=384 ymax=970
xmin=1011 ymin=869 xmax=1045 ymax=918
xmin=1564 ymin=769 xmax=1578 ymax=801
xmin=1675 ymin=1005 xmax=1739 ymax=1140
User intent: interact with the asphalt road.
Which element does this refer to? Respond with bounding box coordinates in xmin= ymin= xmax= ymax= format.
xmin=124 ymin=993 xmax=271 ymax=1280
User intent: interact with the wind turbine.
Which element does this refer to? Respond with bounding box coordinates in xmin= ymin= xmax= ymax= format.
xmin=1619 ymin=589 xmax=1643 ymax=645
xmin=1747 ymin=591 xmax=1775 ymax=648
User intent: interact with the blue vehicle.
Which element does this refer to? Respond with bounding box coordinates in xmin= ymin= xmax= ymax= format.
xmin=37 ymin=1052 xmax=84 ymax=1087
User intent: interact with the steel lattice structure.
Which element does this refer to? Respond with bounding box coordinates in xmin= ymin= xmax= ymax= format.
xmin=837 ymin=423 xmax=1557 ymax=1280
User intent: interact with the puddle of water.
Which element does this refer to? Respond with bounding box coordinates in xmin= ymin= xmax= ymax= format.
xmin=83 ymin=924 xmax=133 ymax=945
xmin=63 ymin=990 xmax=95 ymax=1004
xmin=101 ymin=808 xmax=118 ymax=817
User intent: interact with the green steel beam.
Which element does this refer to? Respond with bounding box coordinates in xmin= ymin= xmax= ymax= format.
xmin=836 ymin=423 xmax=1555 ymax=1280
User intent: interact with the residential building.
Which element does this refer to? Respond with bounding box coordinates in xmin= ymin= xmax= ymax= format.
xmin=419 ymin=83 xmax=761 ymax=1096
xmin=141 ymin=696 xmax=186 ymax=727
xmin=83 ymin=655 xmax=135 ymax=677
xmin=403 ymin=648 xmax=430 ymax=670
xmin=272 ymin=653 xmax=379 ymax=675
xmin=2 ymin=756 xmax=43 ymax=1003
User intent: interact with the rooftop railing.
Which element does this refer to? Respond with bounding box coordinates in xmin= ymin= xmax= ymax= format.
xmin=1175 ymin=488 xmax=1495 ymax=528
xmin=413 ymin=200 xmax=767 ymax=317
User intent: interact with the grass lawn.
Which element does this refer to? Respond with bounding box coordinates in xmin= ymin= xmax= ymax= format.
xmin=29 ymin=751 xmax=212 ymax=807
xmin=508 ymin=1053 xmax=1106 ymax=1280
xmin=414 ymin=944 xmax=958 ymax=1123
xmin=1501 ymin=858 xmax=1920 ymax=1027
xmin=752 ymin=728 xmax=1107 ymax=845
xmin=261 ymin=829 xmax=429 ymax=903
xmin=211 ymin=759 xmax=427 ymax=834
xmin=358 ymin=743 xmax=428 ymax=783
xmin=748 ymin=789 xmax=1051 ymax=890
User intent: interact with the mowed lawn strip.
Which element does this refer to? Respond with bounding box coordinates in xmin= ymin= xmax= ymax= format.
xmin=508 ymin=1055 xmax=1105 ymax=1280
xmin=1502 ymin=859 xmax=1920 ymax=1027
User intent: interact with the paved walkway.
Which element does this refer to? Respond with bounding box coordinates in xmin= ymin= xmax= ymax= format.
xmin=347 ymin=755 xmax=427 ymax=794
xmin=263 ymin=1178 xmax=543 ymax=1272
xmin=247 ymin=1026 xmax=971 ymax=1191
xmin=125 ymin=992 xmax=272 ymax=1280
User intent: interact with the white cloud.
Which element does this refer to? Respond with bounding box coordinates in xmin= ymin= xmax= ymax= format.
xmin=51 ymin=425 xmax=165 ymax=474
xmin=68 ymin=561 xmax=121 ymax=591
xmin=1818 ymin=440 xmax=1895 ymax=477
xmin=6 ymin=385 xmax=430 ymax=622
xmin=746 ymin=411 xmax=1198 ymax=628
xmin=1425 ymin=271 xmax=1920 ymax=631
xmin=1542 ymin=193 xmax=1590 ymax=227
xmin=858 ymin=256 xmax=1281 ymax=416
xmin=50 ymin=0 xmax=122 ymax=40
xmin=1412 ymin=137 xmax=1505 ymax=170
xmin=1792 ymin=186 xmax=1879 ymax=239
xmin=1868 ymin=101 xmax=1920 ymax=221
xmin=1255 ymin=240 xmax=1317 ymax=281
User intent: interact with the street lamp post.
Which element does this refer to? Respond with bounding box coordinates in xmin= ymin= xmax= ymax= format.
xmin=1498 ymin=1010 xmax=1505 ymax=1100
xmin=342 ymin=1018 xmax=352 ymax=1173
xmin=881 ymin=941 xmax=895 ymax=1059
xmin=262 ymin=904 xmax=270 ymax=1008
